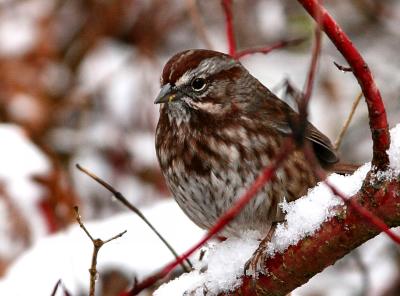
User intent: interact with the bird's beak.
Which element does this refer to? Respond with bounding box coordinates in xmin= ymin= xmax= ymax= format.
xmin=154 ymin=83 xmax=182 ymax=104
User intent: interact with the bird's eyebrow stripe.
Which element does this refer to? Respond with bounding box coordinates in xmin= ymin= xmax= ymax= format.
xmin=176 ymin=57 xmax=238 ymax=87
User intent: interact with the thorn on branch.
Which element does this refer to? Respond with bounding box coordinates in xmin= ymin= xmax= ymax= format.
xmin=333 ymin=61 xmax=352 ymax=72
xmin=74 ymin=206 xmax=127 ymax=296
xmin=75 ymin=164 xmax=192 ymax=272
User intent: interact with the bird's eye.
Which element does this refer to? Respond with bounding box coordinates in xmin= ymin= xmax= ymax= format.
xmin=191 ymin=78 xmax=206 ymax=91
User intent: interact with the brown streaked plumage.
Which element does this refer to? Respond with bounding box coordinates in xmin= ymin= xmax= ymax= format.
xmin=155 ymin=49 xmax=347 ymax=237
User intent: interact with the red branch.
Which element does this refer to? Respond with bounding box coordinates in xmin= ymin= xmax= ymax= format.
xmin=221 ymin=0 xmax=236 ymax=56
xmin=303 ymin=20 xmax=322 ymax=105
xmin=127 ymin=140 xmax=294 ymax=295
xmin=229 ymin=179 xmax=400 ymax=295
xmin=295 ymin=17 xmax=323 ymax=143
xmin=234 ymin=38 xmax=305 ymax=60
xmin=298 ymin=0 xmax=390 ymax=170
xmin=324 ymin=178 xmax=400 ymax=244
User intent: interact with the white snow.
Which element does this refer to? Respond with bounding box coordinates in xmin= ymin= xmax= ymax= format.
xmin=126 ymin=132 xmax=158 ymax=168
xmin=0 ymin=124 xmax=50 ymax=248
xmin=256 ymin=0 xmax=286 ymax=39
xmin=7 ymin=93 xmax=43 ymax=123
xmin=0 ymin=14 xmax=37 ymax=56
xmin=388 ymin=123 xmax=400 ymax=173
xmin=78 ymin=39 xmax=133 ymax=93
xmin=155 ymin=233 xmax=260 ymax=296
xmin=0 ymin=124 xmax=49 ymax=196
xmin=266 ymin=164 xmax=370 ymax=255
xmin=0 ymin=0 xmax=53 ymax=57
xmin=369 ymin=123 xmax=400 ymax=182
xmin=0 ymin=200 xmax=204 ymax=295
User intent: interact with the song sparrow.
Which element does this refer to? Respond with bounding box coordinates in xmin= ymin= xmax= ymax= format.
xmin=155 ymin=49 xmax=347 ymax=238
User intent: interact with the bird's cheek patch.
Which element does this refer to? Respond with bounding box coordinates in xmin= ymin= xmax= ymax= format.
xmin=191 ymin=101 xmax=224 ymax=113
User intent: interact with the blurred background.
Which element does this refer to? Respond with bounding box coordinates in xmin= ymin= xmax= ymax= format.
xmin=0 ymin=0 xmax=399 ymax=295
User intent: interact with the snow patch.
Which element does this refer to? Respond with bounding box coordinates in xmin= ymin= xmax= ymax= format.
xmin=0 ymin=124 xmax=50 ymax=257
xmin=0 ymin=200 xmax=203 ymax=295
xmin=0 ymin=124 xmax=50 ymax=203
xmin=267 ymin=164 xmax=369 ymax=255
xmin=156 ymin=233 xmax=259 ymax=296
xmin=368 ymin=123 xmax=400 ymax=183
xmin=388 ymin=123 xmax=400 ymax=173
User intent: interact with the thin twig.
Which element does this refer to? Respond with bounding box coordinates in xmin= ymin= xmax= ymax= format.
xmin=128 ymin=140 xmax=294 ymax=295
xmin=74 ymin=206 xmax=127 ymax=296
xmin=234 ymin=38 xmax=305 ymax=59
xmin=334 ymin=91 xmax=363 ymax=150
xmin=186 ymin=0 xmax=213 ymax=49
xmin=75 ymin=164 xmax=192 ymax=272
xmin=302 ymin=10 xmax=323 ymax=107
xmin=50 ymin=279 xmax=62 ymax=296
xmin=50 ymin=279 xmax=71 ymax=296
xmin=294 ymin=10 xmax=323 ymax=145
xmin=221 ymin=0 xmax=236 ymax=56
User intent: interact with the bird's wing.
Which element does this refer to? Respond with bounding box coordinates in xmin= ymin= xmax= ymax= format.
xmin=260 ymin=94 xmax=338 ymax=166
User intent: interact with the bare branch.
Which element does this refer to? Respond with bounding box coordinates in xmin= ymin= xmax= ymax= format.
xmin=75 ymin=164 xmax=192 ymax=272
xmin=74 ymin=206 xmax=127 ymax=296
xmin=74 ymin=206 xmax=95 ymax=241
xmin=234 ymin=38 xmax=305 ymax=59
xmin=50 ymin=279 xmax=72 ymax=296
xmin=221 ymin=0 xmax=236 ymax=56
